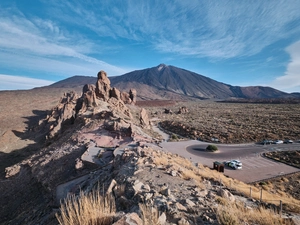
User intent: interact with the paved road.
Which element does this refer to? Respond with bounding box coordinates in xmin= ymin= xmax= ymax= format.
xmin=161 ymin=140 xmax=300 ymax=183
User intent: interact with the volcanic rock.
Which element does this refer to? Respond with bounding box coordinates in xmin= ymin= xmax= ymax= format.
xmin=129 ymin=89 xmax=137 ymax=104
xmin=80 ymin=84 xmax=97 ymax=111
xmin=46 ymin=91 xmax=78 ymax=139
xmin=139 ymin=108 xmax=150 ymax=128
xmin=96 ymin=70 xmax=111 ymax=101
xmin=110 ymin=87 xmax=121 ymax=100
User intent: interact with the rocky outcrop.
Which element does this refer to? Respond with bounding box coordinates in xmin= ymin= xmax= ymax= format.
xmin=129 ymin=89 xmax=137 ymax=104
xmin=139 ymin=108 xmax=150 ymax=128
xmin=44 ymin=91 xmax=78 ymax=139
xmin=120 ymin=89 xmax=137 ymax=105
xmin=96 ymin=70 xmax=111 ymax=101
xmin=178 ymin=106 xmax=188 ymax=114
xmin=110 ymin=87 xmax=121 ymax=100
xmin=42 ymin=70 xmax=135 ymax=140
xmin=80 ymin=84 xmax=97 ymax=112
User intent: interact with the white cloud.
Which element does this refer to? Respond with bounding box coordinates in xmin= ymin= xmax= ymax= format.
xmin=0 ymin=8 xmax=128 ymax=77
xmin=51 ymin=1 xmax=300 ymax=59
xmin=271 ymin=41 xmax=300 ymax=93
xmin=0 ymin=74 xmax=53 ymax=90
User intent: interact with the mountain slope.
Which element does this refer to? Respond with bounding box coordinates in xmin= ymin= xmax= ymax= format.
xmin=51 ymin=64 xmax=295 ymax=100
xmin=110 ymin=64 xmax=292 ymax=99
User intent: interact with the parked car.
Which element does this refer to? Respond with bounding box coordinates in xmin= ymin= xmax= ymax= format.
xmin=225 ymin=160 xmax=242 ymax=170
xmin=262 ymin=140 xmax=273 ymax=145
xmin=283 ymin=139 xmax=293 ymax=144
xmin=273 ymin=140 xmax=283 ymax=144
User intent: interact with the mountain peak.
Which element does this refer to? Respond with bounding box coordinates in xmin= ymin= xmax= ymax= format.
xmin=157 ymin=63 xmax=167 ymax=71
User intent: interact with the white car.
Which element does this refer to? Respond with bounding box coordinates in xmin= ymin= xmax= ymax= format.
xmin=225 ymin=160 xmax=242 ymax=170
xmin=273 ymin=140 xmax=283 ymax=144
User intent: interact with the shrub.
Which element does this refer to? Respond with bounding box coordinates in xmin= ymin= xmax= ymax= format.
xmin=206 ymin=145 xmax=218 ymax=152
xmin=171 ymin=133 xmax=179 ymax=140
xmin=56 ymin=189 xmax=116 ymax=225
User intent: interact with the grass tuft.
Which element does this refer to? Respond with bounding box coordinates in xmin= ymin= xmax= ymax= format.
xmin=56 ymin=188 xmax=116 ymax=225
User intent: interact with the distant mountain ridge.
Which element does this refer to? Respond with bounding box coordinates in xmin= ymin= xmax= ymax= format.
xmin=50 ymin=64 xmax=299 ymax=100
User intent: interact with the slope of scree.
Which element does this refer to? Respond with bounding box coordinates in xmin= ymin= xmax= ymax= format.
xmin=1 ymin=70 xmax=299 ymax=225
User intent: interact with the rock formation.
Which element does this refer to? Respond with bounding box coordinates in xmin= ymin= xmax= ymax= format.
xmin=45 ymin=91 xmax=78 ymax=139
xmin=120 ymin=88 xmax=137 ymax=105
xmin=110 ymin=87 xmax=121 ymax=100
xmin=96 ymin=70 xmax=111 ymax=101
xmin=178 ymin=106 xmax=188 ymax=114
xmin=129 ymin=89 xmax=137 ymax=104
xmin=139 ymin=108 xmax=150 ymax=128
xmin=80 ymin=84 xmax=97 ymax=111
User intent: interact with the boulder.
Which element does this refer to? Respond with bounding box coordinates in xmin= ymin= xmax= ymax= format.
xmin=5 ymin=165 xmax=21 ymax=178
xmin=158 ymin=212 xmax=166 ymax=225
xmin=110 ymin=87 xmax=121 ymax=100
xmin=217 ymin=189 xmax=235 ymax=202
xmin=120 ymin=92 xmax=132 ymax=104
xmin=139 ymin=108 xmax=150 ymax=128
xmin=112 ymin=213 xmax=143 ymax=225
xmin=75 ymin=158 xmax=84 ymax=170
xmin=175 ymin=202 xmax=187 ymax=212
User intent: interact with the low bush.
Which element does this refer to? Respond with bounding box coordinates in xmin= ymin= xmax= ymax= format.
xmin=206 ymin=144 xmax=218 ymax=152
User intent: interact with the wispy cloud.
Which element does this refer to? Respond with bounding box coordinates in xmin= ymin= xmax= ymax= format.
xmin=0 ymin=74 xmax=53 ymax=90
xmin=0 ymin=7 xmax=128 ymax=77
xmin=271 ymin=41 xmax=300 ymax=93
xmin=49 ymin=1 xmax=300 ymax=59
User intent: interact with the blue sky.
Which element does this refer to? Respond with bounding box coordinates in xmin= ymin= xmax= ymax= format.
xmin=0 ymin=1 xmax=300 ymax=93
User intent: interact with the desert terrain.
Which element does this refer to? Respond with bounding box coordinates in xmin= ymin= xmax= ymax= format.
xmin=140 ymin=100 xmax=300 ymax=144
xmin=1 ymin=77 xmax=300 ymax=224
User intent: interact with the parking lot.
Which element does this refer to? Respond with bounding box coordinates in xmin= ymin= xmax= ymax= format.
xmin=161 ymin=140 xmax=300 ymax=183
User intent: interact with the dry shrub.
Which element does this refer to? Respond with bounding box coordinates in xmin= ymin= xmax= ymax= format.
xmin=139 ymin=203 xmax=159 ymax=225
xmin=216 ymin=201 xmax=292 ymax=225
xmin=56 ymin=189 xmax=116 ymax=225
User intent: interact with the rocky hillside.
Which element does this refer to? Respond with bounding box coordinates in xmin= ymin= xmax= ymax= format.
xmin=1 ymin=70 xmax=299 ymax=224
xmin=50 ymin=64 xmax=298 ymax=100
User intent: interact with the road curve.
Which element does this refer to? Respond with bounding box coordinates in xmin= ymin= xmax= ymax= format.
xmin=160 ymin=140 xmax=300 ymax=183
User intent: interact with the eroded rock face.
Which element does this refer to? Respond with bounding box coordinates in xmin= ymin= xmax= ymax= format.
xmin=120 ymin=89 xmax=137 ymax=105
xmin=110 ymin=87 xmax=121 ymax=100
xmin=96 ymin=70 xmax=111 ymax=101
xmin=129 ymin=89 xmax=137 ymax=104
xmin=80 ymin=84 xmax=97 ymax=111
xmin=108 ymin=97 xmax=132 ymax=118
xmin=45 ymin=92 xmax=78 ymax=139
xmin=139 ymin=108 xmax=150 ymax=128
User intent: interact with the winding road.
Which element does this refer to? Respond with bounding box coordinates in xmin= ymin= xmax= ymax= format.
xmin=155 ymin=125 xmax=300 ymax=183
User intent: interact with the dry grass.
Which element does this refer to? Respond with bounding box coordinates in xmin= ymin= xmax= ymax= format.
xmin=56 ymin=189 xmax=116 ymax=225
xmin=216 ymin=200 xmax=293 ymax=225
xmin=152 ymin=150 xmax=300 ymax=212
xmin=139 ymin=203 xmax=160 ymax=225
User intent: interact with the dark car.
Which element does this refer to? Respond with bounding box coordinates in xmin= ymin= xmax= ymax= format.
xmin=283 ymin=139 xmax=293 ymax=144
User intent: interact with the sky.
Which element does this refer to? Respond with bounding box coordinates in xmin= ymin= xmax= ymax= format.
xmin=0 ymin=1 xmax=300 ymax=93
